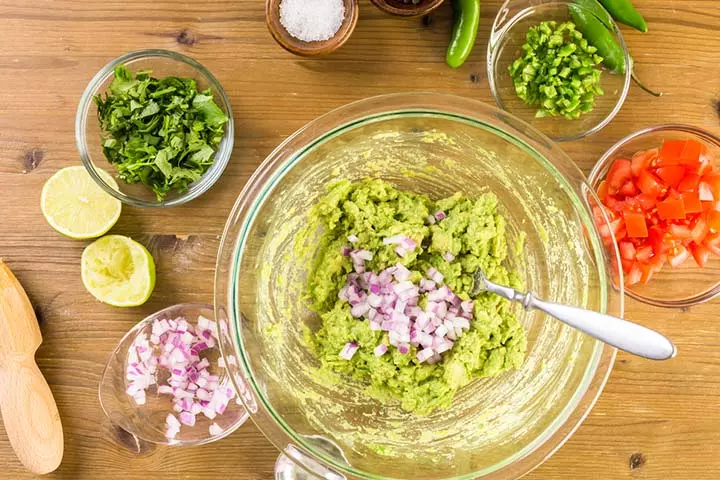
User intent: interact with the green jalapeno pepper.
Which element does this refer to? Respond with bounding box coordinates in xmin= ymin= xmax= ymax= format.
xmin=569 ymin=3 xmax=661 ymax=96
xmin=446 ymin=0 xmax=480 ymax=68
xmin=598 ymin=0 xmax=647 ymax=32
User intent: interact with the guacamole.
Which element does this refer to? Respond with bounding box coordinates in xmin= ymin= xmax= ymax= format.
xmin=305 ymin=179 xmax=526 ymax=415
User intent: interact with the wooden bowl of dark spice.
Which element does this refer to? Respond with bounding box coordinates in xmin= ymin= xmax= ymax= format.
xmin=370 ymin=0 xmax=445 ymax=17
xmin=266 ymin=0 xmax=359 ymax=56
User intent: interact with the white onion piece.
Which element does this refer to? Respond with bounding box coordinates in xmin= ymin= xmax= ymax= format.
xmin=209 ymin=422 xmax=223 ymax=436
xmin=443 ymin=252 xmax=455 ymax=262
xmin=347 ymin=234 xmax=359 ymax=243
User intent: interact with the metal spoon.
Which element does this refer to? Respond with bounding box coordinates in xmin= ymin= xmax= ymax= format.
xmin=471 ymin=269 xmax=677 ymax=360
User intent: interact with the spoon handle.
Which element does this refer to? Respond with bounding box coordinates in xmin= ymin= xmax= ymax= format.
xmin=481 ymin=281 xmax=676 ymax=360
xmin=533 ymin=298 xmax=676 ymax=360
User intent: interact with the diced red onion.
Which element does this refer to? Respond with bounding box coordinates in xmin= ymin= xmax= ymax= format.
xmin=339 ymin=342 xmax=358 ymax=360
xmin=395 ymin=246 xmax=408 ymax=257
xmin=126 ymin=315 xmax=237 ymax=441
xmin=347 ymin=234 xmax=359 ymax=243
xmin=426 ymin=215 xmax=436 ymax=225
xmin=398 ymin=344 xmax=410 ymax=355
xmin=340 ymin=246 xmax=351 ymax=256
xmin=374 ymin=344 xmax=388 ymax=357
xmin=417 ymin=347 xmax=435 ymax=363
xmin=460 ymin=300 xmax=473 ymax=313
xmin=393 ymin=263 xmax=411 ymax=282
xmin=434 ymin=211 xmax=447 ymax=221
xmin=427 ymin=267 xmax=444 ymax=284
xmin=443 ymin=252 xmax=455 ymax=262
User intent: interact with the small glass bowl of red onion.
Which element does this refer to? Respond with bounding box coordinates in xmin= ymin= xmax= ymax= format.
xmin=99 ymin=303 xmax=249 ymax=447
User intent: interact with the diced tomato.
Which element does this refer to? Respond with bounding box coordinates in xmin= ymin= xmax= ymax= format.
xmin=668 ymin=223 xmax=692 ymax=238
xmin=668 ymin=245 xmax=690 ymax=267
xmin=619 ymin=241 xmax=636 ymax=261
xmin=635 ymin=244 xmax=653 ymax=262
xmin=631 ymin=149 xmax=657 ymax=177
xmin=680 ymin=191 xmax=703 ymax=214
xmin=689 ymin=243 xmax=711 ymax=268
xmin=704 ymin=232 xmax=720 ymax=256
xmin=707 ymin=210 xmax=720 ymax=231
xmin=605 ymin=196 xmax=623 ymax=214
xmin=621 ymin=258 xmax=634 ymax=273
xmin=615 ymin=227 xmax=627 ymax=242
xmin=635 ymin=194 xmax=657 ymax=210
xmin=658 ymin=140 xmax=686 ymax=165
xmin=656 ymin=196 xmax=686 ymax=220
xmin=705 ymin=174 xmax=720 ymax=199
xmin=599 ymin=217 xmax=624 ymax=244
xmin=649 ymin=226 xmax=674 ymax=255
xmin=597 ymin=180 xmax=609 ymax=202
xmin=637 ymin=170 xmax=665 ymax=197
xmin=679 ymin=139 xmax=704 ymax=167
xmin=606 ymin=159 xmax=633 ymax=193
xmin=649 ymin=252 xmax=667 ymax=272
xmin=625 ymin=262 xmax=642 ymax=286
xmin=597 ymin=140 xmax=719 ymax=285
xmin=657 ymin=165 xmax=686 ymax=188
xmin=639 ymin=262 xmax=654 ymax=285
xmin=690 ymin=218 xmax=710 ymax=244
xmin=619 ymin=181 xmax=639 ymax=197
xmin=677 ymin=174 xmax=701 ymax=192
xmin=622 ymin=211 xmax=648 ymax=238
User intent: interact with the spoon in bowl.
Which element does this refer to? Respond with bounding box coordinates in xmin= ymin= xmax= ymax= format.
xmin=471 ymin=269 xmax=677 ymax=360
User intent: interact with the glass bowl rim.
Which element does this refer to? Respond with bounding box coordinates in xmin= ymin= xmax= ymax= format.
xmin=588 ymin=123 xmax=720 ymax=308
xmin=75 ymin=48 xmax=234 ymax=208
xmin=217 ymin=92 xmax=620 ymax=480
xmin=97 ymin=302 xmax=249 ymax=447
xmin=486 ymin=0 xmax=632 ymax=143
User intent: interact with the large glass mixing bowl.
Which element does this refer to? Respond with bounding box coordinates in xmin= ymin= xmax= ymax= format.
xmin=214 ymin=93 xmax=623 ymax=479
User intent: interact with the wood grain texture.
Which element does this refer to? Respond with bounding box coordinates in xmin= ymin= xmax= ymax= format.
xmin=0 ymin=0 xmax=718 ymax=478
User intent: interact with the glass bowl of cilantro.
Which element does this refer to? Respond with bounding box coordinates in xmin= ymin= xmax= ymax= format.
xmin=76 ymin=49 xmax=233 ymax=207
xmin=487 ymin=0 xmax=631 ymax=142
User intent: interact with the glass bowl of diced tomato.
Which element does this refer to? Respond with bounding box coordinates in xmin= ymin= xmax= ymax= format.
xmin=588 ymin=125 xmax=720 ymax=307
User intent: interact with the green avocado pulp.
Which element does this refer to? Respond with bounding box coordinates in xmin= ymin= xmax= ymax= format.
xmin=304 ymin=179 xmax=527 ymax=415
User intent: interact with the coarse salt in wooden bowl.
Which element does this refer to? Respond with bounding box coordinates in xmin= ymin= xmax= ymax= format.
xmin=266 ymin=0 xmax=359 ymax=57
xmin=370 ymin=0 xmax=445 ymax=17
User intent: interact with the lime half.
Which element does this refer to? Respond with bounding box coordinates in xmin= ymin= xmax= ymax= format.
xmin=41 ymin=166 xmax=122 ymax=239
xmin=82 ymin=235 xmax=156 ymax=307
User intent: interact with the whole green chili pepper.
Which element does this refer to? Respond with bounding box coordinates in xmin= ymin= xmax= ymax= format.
xmin=446 ymin=0 xmax=480 ymax=68
xmin=598 ymin=0 xmax=647 ymax=32
xmin=572 ymin=0 xmax=614 ymax=30
xmin=569 ymin=4 xmax=625 ymax=73
xmin=569 ymin=4 xmax=662 ymax=96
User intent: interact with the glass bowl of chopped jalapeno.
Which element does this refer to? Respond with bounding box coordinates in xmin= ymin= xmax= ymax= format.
xmin=487 ymin=0 xmax=631 ymax=142
xmin=76 ymin=49 xmax=234 ymax=207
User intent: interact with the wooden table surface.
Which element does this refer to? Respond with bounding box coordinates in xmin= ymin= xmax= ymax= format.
xmin=1 ymin=0 xmax=719 ymax=478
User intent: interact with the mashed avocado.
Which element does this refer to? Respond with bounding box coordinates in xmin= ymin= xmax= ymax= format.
xmin=305 ymin=179 xmax=526 ymax=415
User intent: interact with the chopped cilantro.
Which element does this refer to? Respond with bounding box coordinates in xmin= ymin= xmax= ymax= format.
xmin=94 ymin=65 xmax=228 ymax=200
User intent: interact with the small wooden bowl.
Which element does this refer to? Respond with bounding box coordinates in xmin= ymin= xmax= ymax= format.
xmin=266 ymin=0 xmax=359 ymax=56
xmin=369 ymin=0 xmax=445 ymax=17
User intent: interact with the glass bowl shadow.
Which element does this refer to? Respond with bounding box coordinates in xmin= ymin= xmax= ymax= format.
xmin=98 ymin=303 xmax=248 ymax=447
xmin=588 ymin=124 xmax=720 ymax=308
xmin=487 ymin=0 xmax=631 ymax=142
xmin=76 ymin=49 xmax=234 ymax=208
xmin=215 ymin=93 xmax=624 ymax=480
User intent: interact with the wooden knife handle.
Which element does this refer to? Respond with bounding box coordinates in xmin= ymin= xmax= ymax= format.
xmin=0 ymin=354 xmax=64 ymax=474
